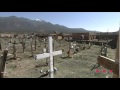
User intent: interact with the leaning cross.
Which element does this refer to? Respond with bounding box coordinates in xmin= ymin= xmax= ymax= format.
xmin=34 ymin=35 xmax=62 ymax=78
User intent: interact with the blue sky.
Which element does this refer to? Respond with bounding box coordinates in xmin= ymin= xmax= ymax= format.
xmin=0 ymin=12 xmax=120 ymax=32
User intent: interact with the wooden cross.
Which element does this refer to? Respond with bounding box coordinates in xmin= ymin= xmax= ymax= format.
xmin=42 ymin=40 xmax=49 ymax=65
xmin=0 ymin=38 xmax=1 ymax=51
xmin=97 ymin=36 xmax=119 ymax=78
xmin=0 ymin=42 xmax=2 ymax=51
xmin=21 ymin=38 xmax=25 ymax=53
xmin=12 ymin=40 xmax=17 ymax=60
xmin=34 ymin=37 xmax=37 ymax=51
xmin=0 ymin=48 xmax=8 ymax=78
xmin=34 ymin=36 xmax=62 ymax=78
xmin=38 ymin=37 xmax=42 ymax=47
xmin=30 ymin=38 xmax=33 ymax=57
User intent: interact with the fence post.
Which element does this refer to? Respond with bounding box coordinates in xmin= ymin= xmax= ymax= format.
xmin=0 ymin=49 xmax=8 ymax=78
xmin=0 ymin=42 xmax=2 ymax=51
xmin=30 ymin=38 xmax=33 ymax=57
xmin=113 ymin=36 xmax=119 ymax=78
xmin=34 ymin=37 xmax=37 ymax=51
xmin=13 ymin=40 xmax=16 ymax=60
xmin=22 ymin=38 xmax=25 ymax=53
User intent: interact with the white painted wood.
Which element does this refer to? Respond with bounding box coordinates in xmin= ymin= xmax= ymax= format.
xmin=35 ymin=50 xmax=62 ymax=60
xmin=35 ymin=53 xmax=50 ymax=60
xmin=48 ymin=36 xmax=54 ymax=78
xmin=35 ymin=36 xmax=62 ymax=78
xmin=52 ymin=50 xmax=62 ymax=56
xmin=8 ymin=54 xmax=13 ymax=56
xmin=71 ymin=45 xmax=73 ymax=49
xmin=43 ymin=48 xmax=47 ymax=53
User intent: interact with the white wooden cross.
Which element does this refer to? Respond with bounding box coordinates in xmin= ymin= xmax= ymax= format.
xmin=34 ymin=35 xmax=62 ymax=78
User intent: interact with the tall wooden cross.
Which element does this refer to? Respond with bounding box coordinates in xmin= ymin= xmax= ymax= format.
xmin=34 ymin=35 xmax=62 ymax=78
xmin=12 ymin=40 xmax=17 ymax=60
xmin=0 ymin=37 xmax=1 ymax=51
xmin=97 ymin=34 xmax=119 ymax=78
xmin=0 ymin=48 xmax=8 ymax=78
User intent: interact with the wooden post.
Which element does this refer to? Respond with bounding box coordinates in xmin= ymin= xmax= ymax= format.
xmin=44 ymin=41 xmax=48 ymax=66
xmin=48 ymin=36 xmax=54 ymax=78
xmin=34 ymin=37 xmax=37 ymax=51
xmin=45 ymin=40 xmax=48 ymax=65
xmin=30 ymin=38 xmax=33 ymax=57
xmin=100 ymin=43 xmax=103 ymax=53
xmin=53 ymin=42 xmax=55 ymax=67
xmin=59 ymin=40 xmax=61 ymax=47
xmin=38 ymin=38 xmax=41 ymax=47
xmin=22 ymin=39 xmax=25 ymax=53
xmin=18 ymin=37 xmax=21 ymax=43
xmin=68 ymin=36 xmax=72 ymax=58
xmin=44 ymin=40 xmax=47 ymax=48
xmin=0 ymin=42 xmax=2 ymax=51
xmin=10 ymin=37 xmax=12 ymax=43
xmin=0 ymin=49 xmax=8 ymax=78
xmin=0 ymin=38 xmax=1 ymax=51
xmin=24 ymin=36 xmax=26 ymax=42
xmin=13 ymin=40 xmax=16 ymax=60
xmin=83 ymin=40 xmax=85 ymax=49
xmin=113 ymin=35 xmax=119 ymax=78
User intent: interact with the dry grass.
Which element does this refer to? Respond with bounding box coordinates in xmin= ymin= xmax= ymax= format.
xmin=0 ymin=38 xmax=116 ymax=78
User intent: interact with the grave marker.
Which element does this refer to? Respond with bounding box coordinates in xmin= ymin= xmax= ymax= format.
xmin=0 ymin=48 xmax=8 ymax=78
xmin=0 ymin=38 xmax=1 ymax=50
xmin=34 ymin=37 xmax=37 ymax=51
xmin=35 ymin=35 xmax=62 ymax=78
xmin=30 ymin=38 xmax=33 ymax=57
xmin=100 ymin=44 xmax=108 ymax=57
xmin=13 ymin=40 xmax=17 ymax=60
xmin=22 ymin=38 xmax=25 ymax=53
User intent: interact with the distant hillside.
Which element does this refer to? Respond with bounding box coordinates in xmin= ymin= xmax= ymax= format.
xmin=0 ymin=16 xmax=90 ymax=34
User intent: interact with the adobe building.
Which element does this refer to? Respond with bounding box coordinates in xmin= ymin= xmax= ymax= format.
xmin=96 ymin=32 xmax=118 ymax=40
xmin=72 ymin=32 xmax=96 ymax=40
xmin=0 ymin=33 xmax=14 ymax=38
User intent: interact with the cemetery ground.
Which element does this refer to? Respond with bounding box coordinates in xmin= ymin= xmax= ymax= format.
xmin=0 ymin=38 xmax=116 ymax=78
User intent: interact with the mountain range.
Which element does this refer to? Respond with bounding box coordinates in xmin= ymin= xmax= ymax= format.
xmin=0 ymin=16 xmax=93 ymax=34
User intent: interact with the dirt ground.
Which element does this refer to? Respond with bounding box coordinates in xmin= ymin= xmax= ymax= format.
xmin=0 ymin=38 xmax=116 ymax=78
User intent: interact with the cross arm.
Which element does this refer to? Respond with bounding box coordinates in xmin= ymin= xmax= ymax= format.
xmin=35 ymin=50 xmax=62 ymax=60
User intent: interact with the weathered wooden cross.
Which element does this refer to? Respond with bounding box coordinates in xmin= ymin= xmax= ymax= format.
xmin=12 ymin=40 xmax=17 ymax=60
xmin=34 ymin=37 xmax=37 ymax=51
xmin=97 ymin=36 xmax=119 ymax=78
xmin=0 ymin=48 xmax=8 ymax=78
xmin=0 ymin=42 xmax=2 ymax=51
xmin=34 ymin=35 xmax=62 ymax=78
